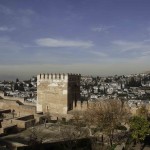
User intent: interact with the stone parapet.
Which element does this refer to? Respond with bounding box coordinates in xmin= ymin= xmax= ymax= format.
xmin=37 ymin=73 xmax=81 ymax=81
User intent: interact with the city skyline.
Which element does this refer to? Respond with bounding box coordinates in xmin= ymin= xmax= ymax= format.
xmin=0 ymin=0 xmax=150 ymax=80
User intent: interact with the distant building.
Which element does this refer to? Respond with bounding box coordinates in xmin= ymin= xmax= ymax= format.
xmin=37 ymin=73 xmax=81 ymax=114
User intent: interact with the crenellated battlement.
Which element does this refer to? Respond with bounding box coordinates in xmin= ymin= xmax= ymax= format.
xmin=37 ymin=73 xmax=81 ymax=81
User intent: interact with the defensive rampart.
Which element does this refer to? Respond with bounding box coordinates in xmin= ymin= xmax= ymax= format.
xmin=0 ymin=99 xmax=36 ymax=117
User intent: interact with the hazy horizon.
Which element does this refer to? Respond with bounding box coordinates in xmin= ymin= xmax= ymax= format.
xmin=0 ymin=0 xmax=150 ymax=80
xmin=0 ymin=64 xmax=148 ymax=81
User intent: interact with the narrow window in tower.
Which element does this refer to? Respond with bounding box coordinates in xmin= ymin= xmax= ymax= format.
xmin=46 ymin=106 xmax=49 ymax=112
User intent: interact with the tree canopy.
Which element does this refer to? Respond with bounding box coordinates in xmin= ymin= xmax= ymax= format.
xmin=129 ymin=116 xmax=150 ymax=142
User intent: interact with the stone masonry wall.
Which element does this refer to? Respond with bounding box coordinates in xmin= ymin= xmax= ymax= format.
xmin=37 ymin=73 xmax=81 ymax=115
xmin=0 ymin=99 xmax=36 ymax=117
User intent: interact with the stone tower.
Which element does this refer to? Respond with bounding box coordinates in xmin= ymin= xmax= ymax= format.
xmin=37 ymin=73 xmax=81 ymax=114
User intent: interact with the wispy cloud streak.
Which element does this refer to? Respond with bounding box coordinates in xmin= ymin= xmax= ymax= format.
xmin=36 ymin=38 xmax=94 ymax=48
xmin=0 ymin=26 xmax=15 ymax=32
xmin=0 ymin=4 xmax=13 ymax=15
xmin=92 ymin=25 xmax=114 ymax=33
xmin=112 ymin=40 xmax=150 ymax=53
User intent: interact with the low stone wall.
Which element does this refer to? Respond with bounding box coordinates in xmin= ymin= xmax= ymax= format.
xmin=0 ymin=92 xmax=24 ymax=103
xmin=0 ymin=109 xmax=11 ymax=114
xmin=1 ymin=119 xmax=16 ymax=128
xmin=17 ymin=115 xmax=34 ymax=121
xmin=34 ymin=113 xmax=46 ymax=123
xmin=13 ymin=119 xmax=35 ymax=129
xmin=0 ymin=115 xmax=36 ymax=134
xmin=0 ymin=99 xmax=36 ymax=117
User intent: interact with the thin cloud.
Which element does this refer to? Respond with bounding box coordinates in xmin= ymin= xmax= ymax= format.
xmin=0 ymin=4 xmax=36 ymax=28
xmin=0 ymin=4 xmax=13 ymax=15
xmin=20 ymin=16 xmax=32 ymax=28
xmin=0 ymin=4 xmax=35 ymax=16
xmin=35 ymin=38 xmax=94 ymax=48
xmin=0 ymin=37 xmax=22 ymax=53
xmin=112 ymin=40 xmax=150 ymax=53
xmin=17 ymin=9 xmax=37 ymax=28
xmin=0 ymin=26 xmax=15 ymax=32
xmin=147 ymin=27 xmax=150 ymax=32
xmin=89 ymin=50 xmax=108 ymax=57
xmin=18 ymin=9 xmax=35 ymax=15
xmin=92 ymin=25 xmax=114 ymax=33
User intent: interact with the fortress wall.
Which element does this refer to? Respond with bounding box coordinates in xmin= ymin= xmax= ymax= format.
xmin=0 ymin=92 xmax=24 ymax=103
xmin=0 ymin=99 xmax=36 ymax=117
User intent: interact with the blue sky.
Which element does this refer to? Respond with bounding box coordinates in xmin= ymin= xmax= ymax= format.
xmin=0 ymin=0 xmax=150 ymax=79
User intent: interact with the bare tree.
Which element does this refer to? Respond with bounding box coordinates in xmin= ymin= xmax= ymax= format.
xmin=60 ymin=125 xmax=79 ymax=150
xmin=136 ymin=105 xmax=148 ymax=118
xmin=56 ymin=111 xmax=89 ymax=150
xmin=27 ymin=125 xmax=49 ymax=149
xmin=83 ymin=99 xmax=130 ymax=146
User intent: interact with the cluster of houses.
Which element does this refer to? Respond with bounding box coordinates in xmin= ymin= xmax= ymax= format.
xmin=80 ymin=73 xmax=150 ymax=106
xmin=0 ymin=77 xmax=37 ymax=103
xmin=0 ymin=73 xmax=150 ymax=106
